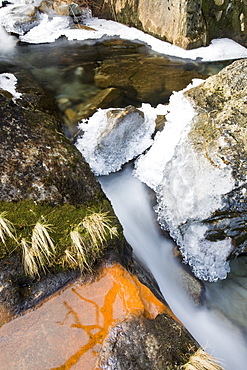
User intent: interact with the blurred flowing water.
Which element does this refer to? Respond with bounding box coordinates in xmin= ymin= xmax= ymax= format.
xmin=99 ymin=164 xmax=247 ymax=370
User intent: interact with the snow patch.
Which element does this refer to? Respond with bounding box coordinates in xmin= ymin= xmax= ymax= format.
xmin=0 ymin=73 xmax=22 ymax=101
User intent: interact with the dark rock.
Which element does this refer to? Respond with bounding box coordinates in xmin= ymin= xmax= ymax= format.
xmin=99 ymin=314 xmax=198 ymax=369
xmin=0 ymin=90 xmax=101 ymax=204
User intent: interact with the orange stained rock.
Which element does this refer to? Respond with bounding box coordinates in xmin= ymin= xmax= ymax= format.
xmin=0 ymin=263 xmax=177 ymax=370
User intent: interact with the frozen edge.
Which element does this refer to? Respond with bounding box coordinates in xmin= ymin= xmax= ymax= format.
xmin=12 ymin=13 xmax=247 ymax=62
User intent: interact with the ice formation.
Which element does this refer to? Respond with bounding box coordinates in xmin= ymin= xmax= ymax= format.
xmin=76 ymin=104 xmax=157 ymax=176
xmin=1 ymin=0 xmax=246 ymax=62
xmin=134 ymin=81 xmax=236 ymax=282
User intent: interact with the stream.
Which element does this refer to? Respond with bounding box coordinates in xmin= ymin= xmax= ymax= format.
xmin=99 ymin=164 xmax=247 ymax=370
xmin=1 ymin=3 xmax=247 ymax=369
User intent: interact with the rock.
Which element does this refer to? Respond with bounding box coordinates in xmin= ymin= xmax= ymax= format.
xmin=92 ymin=0 xmax=246 ymax=48
xmin=202 ymin=0 xmax=247 ymax=47
xmin=94 ymin=55 xmax=207 ymax=105
xmin=0 ymin=69 xmax=124 ymax=318
xmin=184 ymin=59 xmax=247 ymax=259
xmin=76 ymin=105 xmax=155 ymax=176
xmin=0 ymin=3 xmax=39 ymax=35
xmin=204 ymin=255 xmax=247 ymax=336
xmin=69 ymin=2 xmax=82 ymax=16
xmin=134 ymin=59 xmax=247 ymax=282
xmin=0 ymin=89 xmax=100 ymax=205
xmin=0 ymin=262 xmax=201 ymax=369
xmin=64 ymin=87 xmax=124 ymax=138
xmin=99 ymin=313 xmax=198 ymax=369
xmin=93 ymin=0 xmax=206 ymax=49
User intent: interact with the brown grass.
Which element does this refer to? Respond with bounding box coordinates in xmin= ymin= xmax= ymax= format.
xmin=182 ymin=348 xmax=224 ymax=370
xmin=0 ymin=211 xmax=16 ymax=245
xmin=21 ymin=238 xmax=39 ymax=278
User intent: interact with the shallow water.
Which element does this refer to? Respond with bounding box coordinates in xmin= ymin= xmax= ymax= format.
xmin=0 ymin=37 xmax=231 ymax=138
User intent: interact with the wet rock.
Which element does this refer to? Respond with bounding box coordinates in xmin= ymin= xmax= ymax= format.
xmin=204 ymin=255 xmax=247 ymax=336
xmin=94 ymin=56 xmax=206 ymax=105
xmin=0 ymin=262 xmax=204 ymax=369
xmin=178 ymin=267 xmax=204 ymax=306
xmin=64 ymin=87 xmax=124 ymax=138
xmin=99 ymin=313 xmax=198 ymax=369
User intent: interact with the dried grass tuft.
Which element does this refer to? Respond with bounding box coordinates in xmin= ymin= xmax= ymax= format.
xmin=0 ymin=211 xmax=16 ymax=245
xmin=31 ymin=218 xmax=55 ymax=271
xmin=70 ymin=229 xmax=91 ymax=271
xmin=21 ymin=238 xmax=39 ymax=278
xmin=81 ymin=211 xmax=118 ymax=249
xmin=62 ymin=211 xmax=118 ymax=271
xmin=183 ymin=348 xmax=224 ymax=370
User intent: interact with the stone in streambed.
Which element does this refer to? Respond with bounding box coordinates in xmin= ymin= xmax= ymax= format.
xmin=64 ymin=87 xmax=124 ymax=138
xmin=94 ymin=55 xmax=207 ymax=105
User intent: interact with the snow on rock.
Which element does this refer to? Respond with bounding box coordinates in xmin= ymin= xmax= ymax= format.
xmin=76 ymin=105 xmax=156 ymax=176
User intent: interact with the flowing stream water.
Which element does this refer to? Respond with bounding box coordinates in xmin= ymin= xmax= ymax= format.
xmin=99 ymin=164 xmax=247 ymax=370
xmin=1 ymin=4 xmax=247 ymax=368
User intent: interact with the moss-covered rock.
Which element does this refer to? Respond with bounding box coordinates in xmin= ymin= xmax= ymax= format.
xmin=0 ymin=90 xmax=101 ymax=204
xmin=0 ymin=69 xmax=125 ymax=317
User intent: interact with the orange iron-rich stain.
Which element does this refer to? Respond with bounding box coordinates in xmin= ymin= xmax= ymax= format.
xmin=0 ymin=263 xmax=177 ymax=370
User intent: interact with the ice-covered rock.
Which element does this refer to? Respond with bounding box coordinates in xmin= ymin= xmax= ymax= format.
xmin=135 ymin=60 xmax=247 ymax=282
xmin=76 ymin=105 xmax=156 ymax=176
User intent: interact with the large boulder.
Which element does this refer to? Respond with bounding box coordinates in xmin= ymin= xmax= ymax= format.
xmin=0 ymin=89 xmax=100 ymax=204
xmin=93 ymin=0 xmax=247 ymax=49
xmin=0 ymin=69 xmax=122 ymax=317
xmin=99 ymin=314 xmax=198 ymax=369
xmin=135 ymin=59 xmax=247 ymax=282
xmin=0 ymin=261 xmax=216 ymax=370
xmin=184 ymin=58 xmax=247 ymax=259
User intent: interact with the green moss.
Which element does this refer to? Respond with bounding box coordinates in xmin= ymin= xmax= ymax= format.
xmin=0 ymin=200 xmax=121 ymax=273
xmin=202 ymin=0 xmax=244 ymax=44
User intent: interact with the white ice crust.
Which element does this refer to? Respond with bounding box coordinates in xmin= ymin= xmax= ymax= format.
xmin=0 ymin=73 xmax=22 ymax=101
xmin=76 ymin=104 xmax=157 ymax=176
xmin=134 ymin=80 xmax=236 ymax=281
xmin=0 ymin=3 xmax=246 ymax=62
